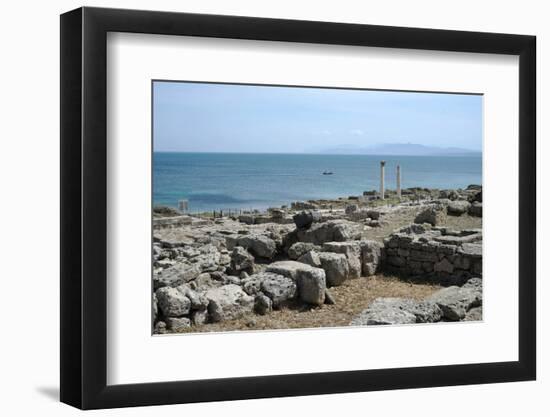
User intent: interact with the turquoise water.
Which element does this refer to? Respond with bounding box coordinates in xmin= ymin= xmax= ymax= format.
xmin=153 ymin=152 xmax=482 ymax=212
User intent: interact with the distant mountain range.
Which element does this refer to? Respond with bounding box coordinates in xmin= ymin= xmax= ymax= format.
xmin=310 ymin=143 xmax=481 ymax=157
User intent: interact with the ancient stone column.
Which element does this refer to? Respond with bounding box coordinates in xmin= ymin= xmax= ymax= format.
xmin=379 ymin=161 xmax=386 ymax=200
xmin=396 ymin=164 xmax=401 ymax=199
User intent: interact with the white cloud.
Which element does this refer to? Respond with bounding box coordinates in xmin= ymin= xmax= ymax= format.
xmin=350 ymin=129 xmax=364 ymax=136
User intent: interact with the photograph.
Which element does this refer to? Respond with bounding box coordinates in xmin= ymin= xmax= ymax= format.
xmin=151 ymin=81 xmax=483 ymax=334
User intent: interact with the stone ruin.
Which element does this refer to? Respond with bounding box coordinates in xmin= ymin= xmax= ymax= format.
xmin=383 ymin=224 xmax=482 ymax=286
xmin=152 ymin=218 xmax=385 ymax=333
xmin=152 ymin=183 xmax=484 ymax=332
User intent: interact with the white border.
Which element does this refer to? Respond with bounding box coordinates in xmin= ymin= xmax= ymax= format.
xmin=107 ymin=33 xmax=519 ymax=385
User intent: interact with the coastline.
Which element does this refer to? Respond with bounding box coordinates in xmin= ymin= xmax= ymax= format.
xmin=153 ymin=152 xmax=482 ymax=211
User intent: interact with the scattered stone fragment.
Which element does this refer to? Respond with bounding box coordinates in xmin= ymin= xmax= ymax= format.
xmin=154 ymin=321 xmax=167 ymax=334
xmin=230 ymin=246 xmax=255 ymax=274
xmin=152 ymin=293 xmax=158 ymax=322
xmin=236 ymin=235 xmax=277 ymax=259
xmin=296 ymin=267 xmax=326 ymax=306
xmin=156 ymin=286 xmax=191 ymax=317
xmin=288 ymin=242 xmax=319 ymax=260
xmin=428 ymin=286 xmax=481 ymax=321
xmin=178 ymin=286 xmax=209 ymax=311
xmin=351 ymin=304 xmax=417 ymax=326
xmin=317 ymin=252 xmax=349 ymax=286
xmin=191 ymin=310 xmax=208 ymax=325
xmin=414 ymin=206 xmax=447 ymax=226
xmin=205 ymin=284 xmax=255 ymax=322
xmin=293 ymin=210 xmax=321 ymax=229
xmin=350 ymin=297 xmax=442 ymax=326
xmin=255 ymin=293 xmax=273 ymax=315
xmin=154 ymin=262 xmax=202 ymax=289
xmin=324 ymin=289 xmax=336 ymax=305
xmin=296 ymin=220 xmax=363 ymax=245
xmin=259 ymin=273 xmax=297 ymax=308
xmin=447 ymin=200 xmax=471 ymax=216
xmin=464 ymin=306 xmax=483 ymax=321
xmin=165 ymin=317 xmax=191 ymax=331
xmin=469 ymin=201 xmax=482 ymax=217
xmin=359 ymin=240 xmax=384 ymax=276
xmin=298 ymin=250 xmax=322 ymax=267
xmin=323 ymin=241 xmax=362 ymax=278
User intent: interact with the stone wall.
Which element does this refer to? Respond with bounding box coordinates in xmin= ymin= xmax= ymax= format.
xmin=383 ymin=224 xmax=482 ymax=286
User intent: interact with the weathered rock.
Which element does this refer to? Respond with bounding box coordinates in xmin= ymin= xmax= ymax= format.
xmin=230 ymin=246 xmax=255 ymax=273
xmin=254 ymin=293 xmax=273 ymax=315
xmin=473 ymin=190 xmax=482 ymax=203
xmin=459 ymin=243 xmax=482 ymax=258
xmin=153 ymin=244 xmax=162 ymax=260
xmin=351 ymin=304 xmax=417 ymax=326
xmin=447 ymin=200 xmax=471 ymax=216
xmin=259 ymin=273 xmax=297 ymax=308
xmin=156 ymin=287 xmax=191 ymax=317
xmin=439 ymin=189 xmax=460 ymax=200
xmin=318 ymin=252 xmax=349 ymax=286
xmin=193 ymin=272 xmax=222 ymax=290
xmin=298 ymin=250 xmax=322 ymax=267
xmin=291 ymin=201 xmax=318 ymax=210
xmin=351 ymin=297 xmax=442 ymax=325
xmin=324 ymin=289 xmax=336 ymax=305
xmin=463 ymin=277 xmax=483 ymax=291
xmin=366 ymin=209 xmax=381 ymax=220
xmin=191 ymin=309 xmax=208 ymax=325
xmin=154 ymin=321 xmax=167 ymax=334
xmin=406 ymin=300 xmax=443 ymax=323
xmin=414 ymin=206 xmax=447 ymax=226
xmin=154 ymin=262 xmax=202 ymax=289
xmin=269 ymin=208 xmax=285 ymax=219
xmin=238 ymin=214 xmax=255 ymax=225
xmin=152 ymin=293 xmax=158 ymax=322
xmin=293 ymin=210 xmax=321 ymax=229
xmin=165 ymin=317 xmax=191 ymax=331
xmin=296 ymin=268 xmax=326 ymax=306
xmin=237 ymin=235 xmax=277 ymax=259
xmin=288 ymin=242 xmax=319 ymax=260
xmin=296 ymin=220 xmax=363 ymax=245
xmin=428 ymin=286 xmax=482 ymax=321
xmin=345 ymin=204 xmax=358 ymax=214
xmin=178 ymin=286 xmax=209 ymax=311
xmin=323 ymin=242 xmax=362 ymax=278
xmin=434 ymin=233 xmax=482 ymax=245
xmin=241 ymin=275 xmax=264 ymax=296
xmin=468 ymin=201 xmax=482 ymax=217
xmin=265 ymin=260 xmax=307 ymax=281
xmin=205 ymin=284 xmax=255 ymax=322
xmin=359 ymin=240 xmax=384 ymax=276
xmin=265 ymin=261 xmax=327 ymax=305
xmin=464 ymin=306 xmax=483 ymax=321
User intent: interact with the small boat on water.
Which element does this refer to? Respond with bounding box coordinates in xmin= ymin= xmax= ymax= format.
xmin=322 ymin=171 xmax=334 ymax=175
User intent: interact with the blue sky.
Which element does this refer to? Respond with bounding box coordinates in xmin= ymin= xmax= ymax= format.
xmin=153 ymin=81 xmax=482 ymax=153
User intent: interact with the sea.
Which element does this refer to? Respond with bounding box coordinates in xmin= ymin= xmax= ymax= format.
xmin=153 ymin=152 xmax=482 ymax=212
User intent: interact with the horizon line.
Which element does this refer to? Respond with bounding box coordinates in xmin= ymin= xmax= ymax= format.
xmin=153 ymin=150 xmax=482 ymax=156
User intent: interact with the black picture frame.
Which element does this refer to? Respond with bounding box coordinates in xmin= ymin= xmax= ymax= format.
xmin=60 ymin=6 xmax=536 ymax=410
